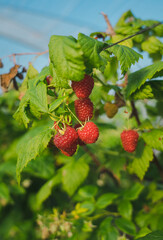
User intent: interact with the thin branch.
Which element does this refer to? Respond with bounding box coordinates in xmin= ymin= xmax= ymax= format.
xmin=130 ymin=101 xmax=141 ymax=126
xmin=101 ymin=12 xmax=115 ymax=36
xmin=117 ymin=73 xmax=128 ymax=88
xmin=0 ymin=50 xmax=49 ymax=60
xmin=82 ymin=145 xmax=120 ymax=186
xmin=103 ymin=22 xmax=163 ymax=50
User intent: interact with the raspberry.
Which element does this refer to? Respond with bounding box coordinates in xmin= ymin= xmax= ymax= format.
xmin=71 ymin=74 xmax=94 ymax=99
xmin=60 ymin=143 xmax=77 ymax=156
xmin=120 ymin=130 xmax=139 ymax=153
xmin=54 ymin=126 xmax=78 ymax=151
xmin=75 ymin=98 xmax=93 ymax=122
xmin=74 ymin=124 xmax=85 ymax=146
xmin=77 ymin=122 xmax=99 ymax=144
xmin=46 ymin=75 xmax=52 ymax=85
xmin=104 ymin=102 xmax=118 ymax=118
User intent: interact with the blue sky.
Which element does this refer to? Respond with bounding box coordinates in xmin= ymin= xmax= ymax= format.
xmin=0 ymin=0 xmax=162 ymax=73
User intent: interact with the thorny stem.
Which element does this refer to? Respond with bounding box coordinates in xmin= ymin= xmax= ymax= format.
xmin=82 ymin=145 xmax=120 ymax=186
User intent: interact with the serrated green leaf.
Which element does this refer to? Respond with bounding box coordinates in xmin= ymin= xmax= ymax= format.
xmin=37 ymin=66 xmax=50 ymax=81
xmin=78 ymin=33 xmax=106 ymax=70
xmin=107 ymin=44 xmax=142 ymax=74
xmin=96 ymin=193 xmax=118 ymax=209
xmin=49 ymin=35 xmax=85 ymax=85
xmin=61 ymin=158 xmax=89 ymax=196
xmin=136 ymin=230 xmax=163 ymax=240
xmin=128 ymin=141 xmax=153 ymax=180
xmin=118 ymin=200 xmax=133 ymax=220
xmin=13 ymin=94 xmax=30 ymax=128
xmin=116 ymin=10 xmax=134 ymax=27
xmin=142 ymin=129 xmax=163 ymax=151
xmin=36 ymin=172 xmax=61 ymax=208
xmin=16 ymin=125 xmax=53 ymax=184
xmin=29 ymin=82 xmax=48 ymax=113
xmin=49 ymin=96 xmax=67 ymax=112
xmin=132 ymin=80 xmax=163 ymax=100
xmin=49 ymin=62 xmax=69 ymax=88
xmin=115 ymin=217 xmax=136 ymax=235
xmin=123 ymin=182 xmax=144 ymax=200
xmin=126 ymin=61 xmax=163 ymax=98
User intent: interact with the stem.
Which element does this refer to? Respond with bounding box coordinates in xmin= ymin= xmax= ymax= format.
xmin=130 ymin=101 xmax=141 ymax=126
xmin=82 ymin=145 xmax=120 ymax=186
xmin=67 ymin=106 xmax=84 ymax=126
xmin=87 ymin=210 xmax=120 ymax=221
xmin=101 ymin=12 xmax=116 ymax=36
xmin=1 ymin=50 xmax=48 ymax=60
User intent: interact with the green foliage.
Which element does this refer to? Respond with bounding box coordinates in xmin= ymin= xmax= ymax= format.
xmin=126 ymin=61 xmax=163 ymax=98
xmin=131 ymin=80 xmax=163 ymax=100
xmin=137 ymin=230 xmax=163 ymax=240
xmin=128 ymin=141 xmax=153 ymax=180
xmin=16 ymin=124 xmax=53 ymax=184
xmin=49 ymin=35 xmax=85 ymax=86
xmin=78 ymin=33 xmax=107 ymax=70
xmin=61 ymin=157 xmax=89 ymax=196
xmin=107 ymin=44 xmax=142 ymax=74
xmin=1 ymin=10 xmax=163 ymax=240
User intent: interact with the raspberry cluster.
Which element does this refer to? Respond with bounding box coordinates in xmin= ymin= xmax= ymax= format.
xmin=72 ymin=74 xmax=94 ymax=122
xmin=53 ymin=75 xmax=99 ymax=157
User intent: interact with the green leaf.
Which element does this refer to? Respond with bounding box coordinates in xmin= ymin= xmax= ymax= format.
xmin=61 ymin=158 xmax=89 ymax=196
xmin=37 ymin=66 xmax=50 ymax=81
xmin=49 ymin=96 xmax=67 ymax=112
xmin=123 ymin=182 xmax=144 ymax=200
xmin=115 ymin=217 xmax=136 ymax=235
xmin=96 ymin=193 xmax=118 ymax=209
xmin=126 ymin=61 xmax=163 ymax=98
xmin=13 ymin=94 xmax=30 ymax=128
xmin=131 ymin=80 xmax=163 ymax=100
xmin=141 ymin=36 xmax=163 ymax=54
xmin=16 ymin=125 xmax=53 ymax=184
xmin=112 ymin=34 xmax=133 ymax=48
xmin=128 ymin=141 xmax=153 ymax=180
xmin=142 ymin=129 xmax=163 ymax=151
xmin=78 ymin=33 xmax=106 ymax=70
xmin=98 ymin=217 xmax=119 ymax=240
xmin=116 ymin=10 xmax=134 ymax=27
xmin=107 ymin=44 xmax=142 ymax=74
xmin=136 ymin=230 xmax=163 ymax=240
xmin=139 ymin=119 xmax=153 ymax=130
xmin=29 ymin=82 xmax=48 ymax=113
xmin=36 ymin=172 xmax=61 ymax=208
xmin=79 ymin=201 xmax=95 ymax=216
xmin=49 ymin=35 xmax=85 ymax=85
xmin=77 ymin=185 xmax=98 ymax=200
xmin=118 ymin=200 xmax=133 ymax=220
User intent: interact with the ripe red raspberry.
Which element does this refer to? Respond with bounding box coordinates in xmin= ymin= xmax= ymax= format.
xmin=120 ymin=130 xmax=139 ymax=153
xmin=60 ymin=143 xmax=77 ymax=156
xmin=77 ymin=122 xmax=99 ymax=144
xmin=71 ymin=74 xmax=94 ymax=99
xmin=74 ymin=124 xmax=85 ymax=146
xmin=54 ymin=126 xmax=78 ymax=151
xmin=75 ymin=98 xmax=93 ymax=122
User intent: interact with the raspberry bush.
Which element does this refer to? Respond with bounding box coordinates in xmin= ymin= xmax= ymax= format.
xmin=0 ymin=10 xmax=163 ymax=240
